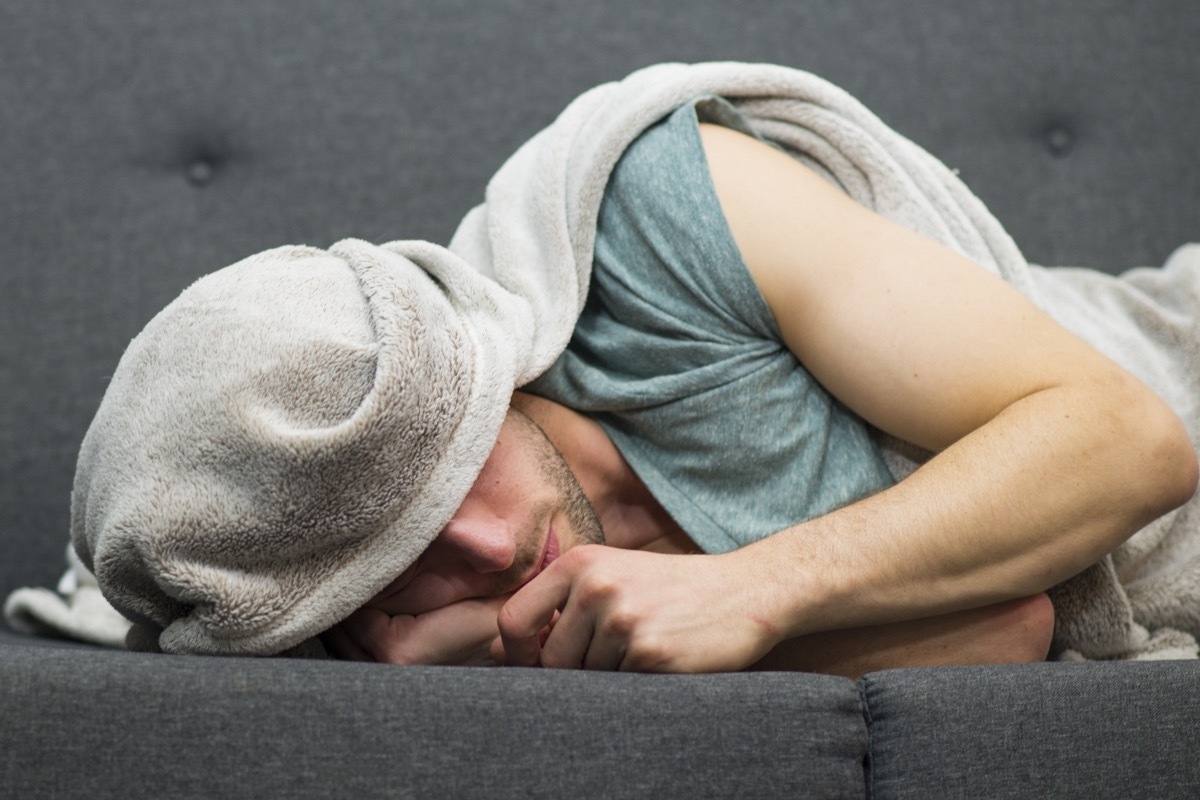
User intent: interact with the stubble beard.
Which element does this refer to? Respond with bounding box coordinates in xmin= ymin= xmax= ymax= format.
xmin=544 ymin=452 xmax=605 ymax=549
xmin=485 ymin=444 xmax=604 ymax=597
xmin=514 ymin=408 xmax=605 ymax=549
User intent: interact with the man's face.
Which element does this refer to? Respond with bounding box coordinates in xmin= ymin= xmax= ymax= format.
xmin=367 ymin=407 xmax=604 ymax=616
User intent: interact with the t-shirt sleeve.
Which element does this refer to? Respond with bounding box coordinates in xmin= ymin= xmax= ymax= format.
xmin=528 ymin=98 xmax=895 ymax=554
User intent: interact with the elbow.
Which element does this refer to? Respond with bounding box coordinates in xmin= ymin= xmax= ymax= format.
xmin=1126 ymin=385 xmax=1198 ymax=518
xmin=1159 ymin=421 xmax=1198 ymax=513
xmin=1015 ymin=592 xmax=1056 ymax=664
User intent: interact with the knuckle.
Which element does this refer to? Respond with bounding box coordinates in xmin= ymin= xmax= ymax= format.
xmin=561 ymin=544 xmax=603 ymax=569
xmin=495 ymin=604 xmax=518 ymax=635
xmin=599 ymin=606 xmax=638 ymax=638
xmin=495 ymin=603 xmax=530 ymax=638
xmin=624 ymin=639 xmax=672 ymax=672
xmin=576 ymin=573 xmax=621 ymax=606
xmin=375 ymin=616 xmax=437 ymax=665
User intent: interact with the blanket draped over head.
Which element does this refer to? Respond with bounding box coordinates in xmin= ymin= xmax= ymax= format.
xmin=6 ymin=62 xmax=1200 ymax=660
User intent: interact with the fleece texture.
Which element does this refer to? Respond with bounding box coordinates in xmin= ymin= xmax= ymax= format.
xmin=69 ymin=240 xmax=531 ymax=655
xmin=6 ymin=62 xmax=1199 ymax=659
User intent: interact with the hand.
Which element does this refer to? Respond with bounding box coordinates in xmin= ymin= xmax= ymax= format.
xmin=323 ymin=594 xmax=509 ymax=666
xmin=492 ymin=545 xmax=782 ymax=672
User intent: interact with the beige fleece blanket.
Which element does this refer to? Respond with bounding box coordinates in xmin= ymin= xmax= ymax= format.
xmin=7 ymin=61 xmax=1198 ymax=659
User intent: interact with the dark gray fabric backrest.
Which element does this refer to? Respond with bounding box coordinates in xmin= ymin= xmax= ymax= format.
xmin=3 ymin=0 xmax=1199 ymax=603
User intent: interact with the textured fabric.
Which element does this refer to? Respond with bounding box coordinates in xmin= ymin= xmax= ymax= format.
xmin=69 ymin=239 xmax=528 ymax=657
xmin=464 ymin=61 xmax=1200 ymax=661
xmin=862 ymin=661 xmax=1200 ymax=799
xmin=1030 ymin=250 xmax=1200 ymax=659
xmin=12 ymin=60 xmax=1200 ymax=664
xmin=2 ymin=5 xmax=1200 ymax=800
xmin=0 ymin=643 xmax=868 ymax=799
xmin=10 ymin=60 xmax=1045 ymax=652
xmin=532 ymin=99 xmax=895 ymax=554
xmin=498 ymin=64 xmax=1200 ymax=662
xmin=4 ymin=545 xmax=129 ymax=647
xmin=5 ymin=0 xmax=1199 ymax=629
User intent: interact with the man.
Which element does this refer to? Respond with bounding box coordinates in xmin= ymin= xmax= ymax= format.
xmin=325 ymin=395 xmax=1061 ymax=678
xmin=322 ymin=105 xmax=1195 ymax=676
xmin=60 ymin=64 xmax=1200 ymax=671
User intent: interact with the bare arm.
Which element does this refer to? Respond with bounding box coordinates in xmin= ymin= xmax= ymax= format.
xmin=494 ymin=125 xmax=1196 ymax=673
xmin=697 ymin=122 xmax=1198 ymax=639
xmin=347 ymin=123 xmax=1197 ymax=674
xmin=751 ymin=594 xmax=1056 ymax=679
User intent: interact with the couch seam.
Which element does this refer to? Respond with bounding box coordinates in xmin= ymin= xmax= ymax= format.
xmin=857 ymin=676 xmax=875 ymax=800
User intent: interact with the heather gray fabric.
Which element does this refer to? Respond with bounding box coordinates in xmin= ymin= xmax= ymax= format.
xmin=862 ymin=661 xmax=1200 ymax=799
xmin=4 ymin=0 xmax=1199 ymax=616
xmin=1 ymin=55 xmax=1047 ymax=653
xmin=66 ymin=240 xmax=526 ymax=657
xmin=531 ymin=98 xmax=897 ymax=555
xmin=2 ymin=3 xmax=1200 ymax=799
xmin=0 ymin=644 xmax=868 ymax=799
xmin=23 ymin=56 xmax=1200 ymax=660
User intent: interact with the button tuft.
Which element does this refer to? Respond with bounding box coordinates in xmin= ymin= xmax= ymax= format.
xmin=186 ymin=159 xmax=215 ymax=186
xmin=1045 ymin=126 xmax=1074 ymax=157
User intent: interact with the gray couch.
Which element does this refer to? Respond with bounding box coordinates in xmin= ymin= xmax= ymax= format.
xmin=3 ymin=2 xmax=1199 ymax=797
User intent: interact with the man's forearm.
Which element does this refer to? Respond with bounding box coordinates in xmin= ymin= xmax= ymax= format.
xmin=742 ymin=379 xmax=1197 ymax=641
xmin=751 ymin=594 xmax=1056 ymax=679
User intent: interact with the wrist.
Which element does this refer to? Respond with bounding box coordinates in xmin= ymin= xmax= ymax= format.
xmin=725 ymin=529 xmax=838 ymax=642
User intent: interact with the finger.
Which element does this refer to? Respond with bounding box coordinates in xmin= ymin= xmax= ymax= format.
xmin=367 ymin=572 xmax=480 ymax=616
xmin=345 ymin=596 xmax=512 ymax=665
xmin=538 ymin=594 xmax=629 ymax=670
xmin=364 ymin=563 xmax=418 ymax=612
xmin=497 ymin=570 xmax=576 ymax=667
xmin=489 ymin=612 xmax=558 ymax=665
xmin=340 ymin=608 xmax=407 ymax=663
xmin=536 ymin=595 xmax=598 ymax=669
xmin=541 ymin=609 xmax=561 ymax=647
xmin=489 ymin=618 xmax=559 ymax=662
xmin=407 ymin=597 xmax=506 ymax=666
xmin=581 ymin=630 xmax=626 ymax=671
xmin=489 ymin=636 xmax=506 ymax=664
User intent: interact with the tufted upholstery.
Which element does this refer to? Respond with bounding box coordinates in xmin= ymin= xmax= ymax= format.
xmin=4 ymin=1 xmax=1200 ymax=603
xmin=2 ymin=2 xmax=1199 ymax=798
xmin=5 ymin=0 xmax=1200 ymax=607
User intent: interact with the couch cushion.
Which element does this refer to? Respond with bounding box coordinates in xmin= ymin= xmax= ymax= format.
xmin=4 ymin=0 xmax=1199 ymax=618
xmin=0 ymin=645 xmax=868 ymax=799
xmin=861 ymin=661 xmax=1200 ymax=799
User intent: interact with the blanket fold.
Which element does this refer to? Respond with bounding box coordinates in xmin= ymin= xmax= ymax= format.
xmin=5 ymin=61 xmax=1198 ymax=660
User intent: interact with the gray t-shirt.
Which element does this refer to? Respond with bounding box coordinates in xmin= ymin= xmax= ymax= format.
xmin=529 ymin=97 xmax=895 ymax=554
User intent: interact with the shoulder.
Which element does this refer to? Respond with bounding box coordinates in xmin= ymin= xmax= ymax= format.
xmin=696 ymin=117 xmax=1130 ymax=453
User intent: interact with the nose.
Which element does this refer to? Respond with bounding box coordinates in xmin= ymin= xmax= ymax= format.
xmin=436 ymin=517 xmax=517 ymax=574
